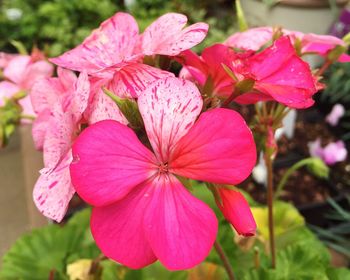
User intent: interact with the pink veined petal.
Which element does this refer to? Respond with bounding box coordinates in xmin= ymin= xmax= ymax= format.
xmin=21 ymin=60 xmax=54 ymax=90
xmin=170 ymin=108 xmax=256 ymax=185
xmin=3 ymin=55 xmax=31 ymax=84
xmin=138 ymin=77 xmax=203 ymax=162
xmin=141 ymin=13 xmax=208 ymax=56
xmin=85 ymin=87 xmax=128 ymax=125
xmin=144 ymin=174 xmax=218 ymax=270
xmin=177 ymin=50 xmax=207 ymax=86
xmin=70 ymin=120 xmax=157 ymax=206
xmin=216 ymin=188 xmax=256 ymax=236
xmin=33 ymin=152 xmax=75 ymax=222
xmin=84 ymin=77 xmax=127 ymax=125
xmin=70 ymin=71 xmax=90 ymax=122
xmin=0 ymin=81 xmax=20 ymax=106
xmin=50 ymin=12 xmax=139 ymax=73
xmin=32 ymin=109 xmax=51 ymax=150
xmin=30 ymin=78 xmax=63 ymax=113
xmin=225 ymin=27 xmax=273 ymax=51
xmin=42 ymin=104 xmax=75 ymax=168
xmin=91 ymin=181 xmax=157 ymax=269
xmin=108 ymin=62 xmax=174 ymax=98
xmin=57 ymin=67 xmax=77 ymax=91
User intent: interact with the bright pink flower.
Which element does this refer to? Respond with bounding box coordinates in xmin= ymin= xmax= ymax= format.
xmin=225 ymin=27 xmax=350 ymax=62
xmin=70 ymin=77 xmax=256 ymax=270
xmin=308 ymin=138 xmax=347 ymax=165
xmin=50 ymin=12 xmax=207 ymax=98
xmin=0 ymin=54 xmax=53 ymax=119
xmin=216 ymin=188 xmax=256 ymax=236
xmin=232 ymin=37 xmax=318 ymax=108
xmin=179 ymin=44 xmax=236 ymax=97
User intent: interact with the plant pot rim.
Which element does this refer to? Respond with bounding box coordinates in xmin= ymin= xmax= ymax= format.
xmin=262 ymin=0 xmax=349 ymax=8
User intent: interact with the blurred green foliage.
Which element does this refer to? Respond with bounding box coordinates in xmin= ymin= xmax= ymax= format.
xmin=0 ymin=0 xmax=236 ymax=57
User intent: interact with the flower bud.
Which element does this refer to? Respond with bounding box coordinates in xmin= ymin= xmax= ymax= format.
xmin=216 ymin=188 xmax=257 ymax=236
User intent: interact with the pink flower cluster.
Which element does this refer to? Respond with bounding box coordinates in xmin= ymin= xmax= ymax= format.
xmin=1 ymin=11 xmax=347 ymax=270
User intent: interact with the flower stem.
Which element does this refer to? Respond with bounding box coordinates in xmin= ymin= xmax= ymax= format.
xmin=265 ymin=154 xmax=276 ymax=268
xmin=274 ymin=158 xmax=314 ymax=199
xmin=214 ymin=240 xmax=235 ymax=280
xmin=316 ymin=60 xmax=332 ymax=77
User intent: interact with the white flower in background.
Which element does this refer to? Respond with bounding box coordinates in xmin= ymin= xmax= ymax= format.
xmin=124 ymin=0 xmax=136 ymax=9
xmin=252 ymin=152 xmax=267 ymax=186
xmin=275 ymin=109 xmax=297 ymax=140
xmin=326 ymin=103 xmax=345 ymax=126
xmin=5 ymin=8 xmax=23 ymax=21
xmin=308 ymin=138 xmax=348 ymax=165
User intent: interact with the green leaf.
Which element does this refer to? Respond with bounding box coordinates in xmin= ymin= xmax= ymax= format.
xmin=251 ymin=201 xmax=305 ymax=242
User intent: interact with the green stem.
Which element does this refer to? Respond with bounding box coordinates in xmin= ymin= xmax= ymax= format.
xmin=265 ymin=153 xmax=276 ymax=269
xmin=222 ymin=88 xmax=241 ymax=107
xmin=214 ymin=240 xmax=235 ymax=280
xmin=274 ymin=157 xmax=315 ymax=199
xmin=21 ymin=114 xmax=35 ymax=121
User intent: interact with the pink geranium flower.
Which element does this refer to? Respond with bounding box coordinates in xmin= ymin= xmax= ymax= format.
xmin=50 ymin=12 xmax=208 ymax=98
xmin=31 ymin=67 xmax=127 ymax=222
xmin=180 ymin=37 xmax=317 ymax=108
xmin=231 ymin=37 xmax=318 ymax=108
xmin=0 ymin=53 xmax=53 ymax=118
xmin=326 ymin=103 xmax=345 ymax=126
xmin=70 ymin=77 xmax=256 ymax=270
xmin=225 ymin=27 xmax=350 ymax=62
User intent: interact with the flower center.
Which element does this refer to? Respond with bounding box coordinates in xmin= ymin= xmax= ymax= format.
xmin=158 ymin=162 xmax=169 ymax=174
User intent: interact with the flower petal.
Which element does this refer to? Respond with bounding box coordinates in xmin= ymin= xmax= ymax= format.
xmin=141 ymin=13 xmax=208 ymax=56
xmin=91 ymin=181 xmax=157 ymax=269
xmin=33 ymin=152 xmax=74 ymax=222
xmin=144 ymin=174 xmax=218 ymax=270
xmin=138 ymin=77 xmax=202 ymax=162
xmin=170 ymin=108 xmax=256 ymax=185
xmin=108 ymin=62 xmax=174 ymax=98
xmin=0 ymin=81 xmax=20 ymax=106
xmin=70 ymin=120 xmax=156 ymax=206
xmin=3 ymin=55 xmax=31 ymax=84
xmin=50 ymin=13 xmax=139 ymax=73
xmin=216 ymin=188 xmax=256 ymax=236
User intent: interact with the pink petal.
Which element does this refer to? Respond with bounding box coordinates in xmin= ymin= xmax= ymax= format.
xmin=3 ymin=55 xmax=31 ymax=84
xmin=50 ymin=13 xmax=139 ymax=73
xmin=323 ymin=141 xmax=347 ymax=165
xmin=308 ymin=138 xmax=323 ymax=158
xmin=18 ymin=95 xmax=36 ymax=122
xmin=30 ymin=78 xmax=63 ymax=113
xmin=0 ymin=81 xmax=20 ymax=106
xmin=108 ymin=62 xmax=174 ymax=98
xmin=70 ymin=120 xmax=157 ymax=206
xmin=22 ymin=60 xmax=54 ymax=90
xmin=91 ymin=181 xmax=157 ymax=269
xmin=144 ymin=174 xmax=218 ymax=270
xmin=141 ymin=13 xmax=208 ymax=56
xmin=71 ymin=71 xmax=90 ymax=122
xmin=302 ymin=33 xmax=344 ymax=46
xmin=32 ymin=109 xmax=51 ymax=150
xmin=57 ymin=67 xmax=77 ymax=91
xmin=225 ymin=27 xmax=273 ymax=51
xmin=33 ymin=152 xmax=75 ymax=222
xmin=0 ymin=52 xmax=17 ymax=69
xmin=138 ymin=77 xmax=202 ymax=162
xmin=216 ymin=188 xmax=256 ymax=236
xmin=42 ymin=104 xmax=75 ymax=168
xmin=326 ymin=104 xmax=345 ymax=126
xmin=85 ymin=77 xmax=127 ymax=124
xmin=170 ymin=108 xmax=256 ymax=185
